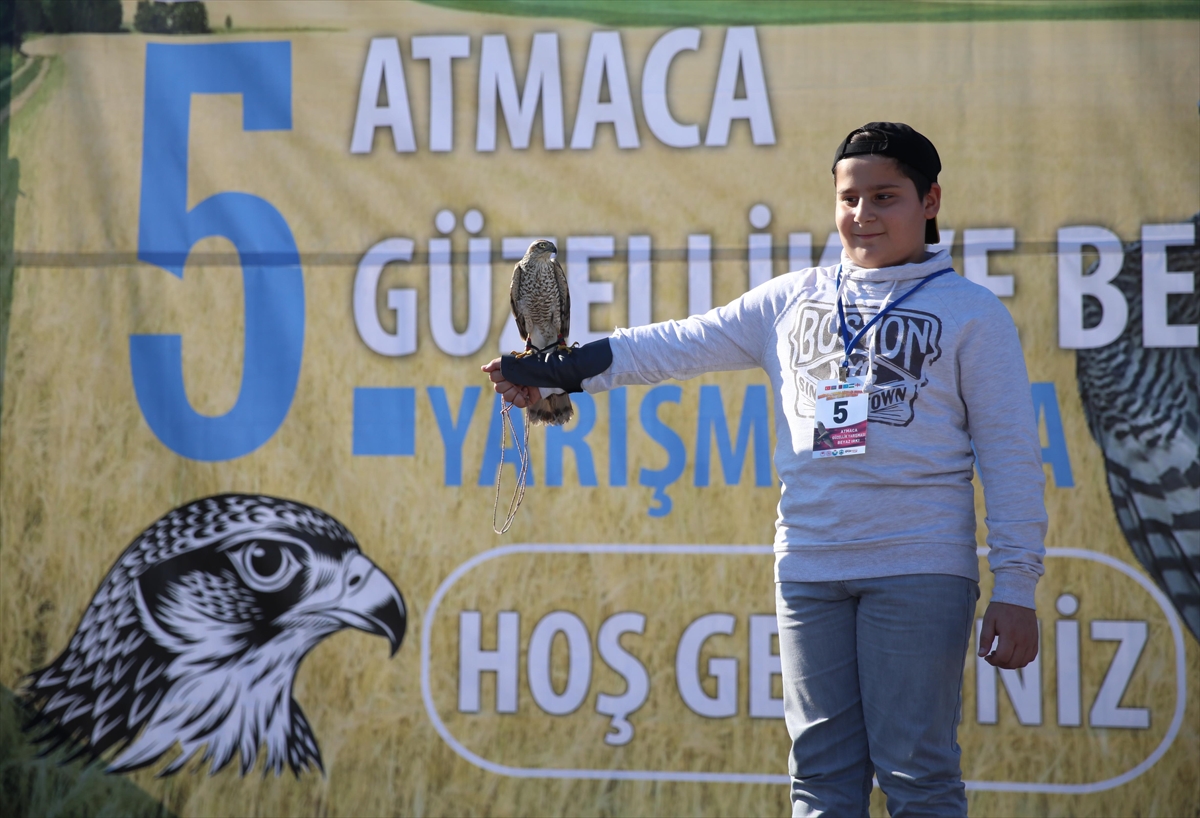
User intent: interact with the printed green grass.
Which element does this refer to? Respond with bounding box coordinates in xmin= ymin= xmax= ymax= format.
xmin=0 ymin=687 xmax=175 ymax=818
xmin=1 ymin=47 xmax=26 ymax=85
xmin=420 ymin=0 xmax=1200 ymax=27
xmin=6 ymin=56 xmax=44 ymax=103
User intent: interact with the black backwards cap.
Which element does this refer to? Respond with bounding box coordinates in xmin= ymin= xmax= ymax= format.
xmin=832 ymin=122 xmax=942 ymax=245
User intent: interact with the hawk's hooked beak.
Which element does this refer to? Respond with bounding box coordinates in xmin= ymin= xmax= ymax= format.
xmin=328 ymin=554 xmax=407 ymax=656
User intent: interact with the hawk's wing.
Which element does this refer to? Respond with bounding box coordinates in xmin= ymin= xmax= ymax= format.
xmin=509 ymin=260 xmax=528 ymax=341
xmin=1077 ymin=213 xmax=1200 ymax=641
xmin=554 ymin=256 xmax=570 ymax=339
xmin=1104 ymin=448 xmax=1199 ymax=640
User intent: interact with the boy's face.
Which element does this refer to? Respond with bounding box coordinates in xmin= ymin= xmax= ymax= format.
xmin=834 ymin=155 xmax=941 ymax=269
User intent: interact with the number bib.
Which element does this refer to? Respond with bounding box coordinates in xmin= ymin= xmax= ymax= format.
xmin=812 ymin=377 xmax=868 ymax=458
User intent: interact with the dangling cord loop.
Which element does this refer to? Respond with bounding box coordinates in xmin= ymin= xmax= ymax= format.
xmin=492 ymin=399 xmax=530 ymax=535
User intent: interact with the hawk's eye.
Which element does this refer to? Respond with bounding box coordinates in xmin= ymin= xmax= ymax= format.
xmin=251 ymin=544 xmax=281 ymax=577
xmin=229 ymin=541 xmax=302 ymax=593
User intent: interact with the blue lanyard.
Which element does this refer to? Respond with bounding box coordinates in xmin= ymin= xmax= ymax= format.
xmin=836 ymin=265 xmax=954 ymax=372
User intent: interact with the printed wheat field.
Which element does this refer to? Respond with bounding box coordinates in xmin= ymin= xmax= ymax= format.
xmin=1 ymin=3 xmax=1197 ymax=816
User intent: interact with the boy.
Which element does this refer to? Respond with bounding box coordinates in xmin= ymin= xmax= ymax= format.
xmin=484 ymin=122 xmax=1045 ymax=816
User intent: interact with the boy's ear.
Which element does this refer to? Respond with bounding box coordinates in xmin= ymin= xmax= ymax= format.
xmin=924 ymin=183 xmax=942 ymax=219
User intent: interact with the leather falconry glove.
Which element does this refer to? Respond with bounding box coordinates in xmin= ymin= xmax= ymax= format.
xmin=500 ymin=338 xmax=614 ymax=393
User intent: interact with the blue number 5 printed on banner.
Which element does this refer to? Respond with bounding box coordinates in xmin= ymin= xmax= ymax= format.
xmin=132 ymin=42 xmax=304 ymax=461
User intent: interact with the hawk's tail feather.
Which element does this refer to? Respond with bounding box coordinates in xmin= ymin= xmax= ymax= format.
xmin=528 ymin=393 xmax=574 ymax=426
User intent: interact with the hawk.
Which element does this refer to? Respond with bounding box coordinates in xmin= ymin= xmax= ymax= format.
xmin=510 ymin=239 xmax=574 ymax=425
xmin=1076 ymin=213 xmax=1199 ymax=641
xmin=22 ymin=494 xmax=406 ymax=776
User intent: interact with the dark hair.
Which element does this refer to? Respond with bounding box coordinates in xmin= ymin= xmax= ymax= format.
xmin=847 ymin=130 xmax=931 ymax=199
xmin=843 ymin=129 xmax=939 ymax=244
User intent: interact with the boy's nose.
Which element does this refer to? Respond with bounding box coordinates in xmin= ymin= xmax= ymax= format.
xmin=853 ymin=201 xmax=875 ymax=223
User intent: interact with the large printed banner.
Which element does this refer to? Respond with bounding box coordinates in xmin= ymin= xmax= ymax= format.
xmin=1 ymin=2 xmax=1197 ymax=816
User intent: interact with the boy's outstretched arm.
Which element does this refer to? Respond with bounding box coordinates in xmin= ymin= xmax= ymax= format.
xmin=484 ymin=279 xmax=780 ymax=399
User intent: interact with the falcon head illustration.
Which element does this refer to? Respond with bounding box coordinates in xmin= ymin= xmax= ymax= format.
xmin=22 ymin=494 xmax=406 ymax=777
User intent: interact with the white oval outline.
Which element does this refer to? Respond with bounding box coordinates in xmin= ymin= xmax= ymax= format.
xmin=419 ymin=545 xmax=1187 ymax=792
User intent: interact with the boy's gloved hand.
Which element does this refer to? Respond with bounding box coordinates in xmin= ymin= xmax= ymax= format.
xmin=482 ymin=338 xmax=613 ymax=408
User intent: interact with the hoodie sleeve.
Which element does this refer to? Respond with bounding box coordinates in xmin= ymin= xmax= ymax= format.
xmin=956 ymin=294 xmax=1048 ymax=610
xmin=582 ymin=278 xmax=782 ymax=392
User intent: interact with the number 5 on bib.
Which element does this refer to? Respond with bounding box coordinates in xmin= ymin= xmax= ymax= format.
xmin=813 ymin=377 xmax=868 ymax=458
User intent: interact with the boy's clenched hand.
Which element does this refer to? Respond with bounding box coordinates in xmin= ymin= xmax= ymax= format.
xmin=977 ymin=601 xmax=1039 ymax=669
xmin=482 ymin=358 xmax=541 ymax=408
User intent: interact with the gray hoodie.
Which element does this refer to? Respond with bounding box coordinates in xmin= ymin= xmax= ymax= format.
xmin=583 ymin=249 xmax=1047 ymax=609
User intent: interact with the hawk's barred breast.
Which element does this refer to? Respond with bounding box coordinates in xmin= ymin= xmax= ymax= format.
xmin=516 ymin=255 xmax=567 ymax=350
